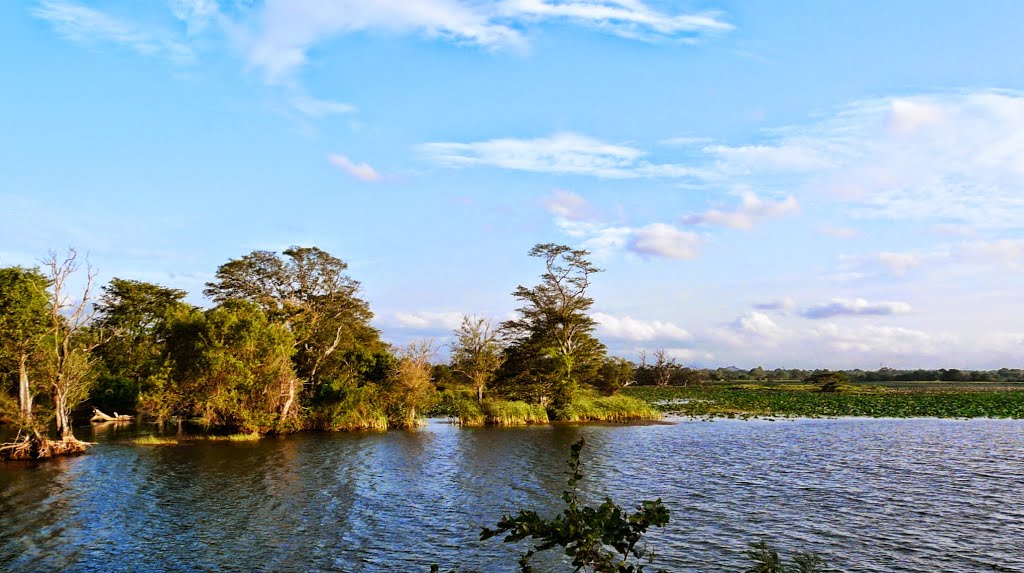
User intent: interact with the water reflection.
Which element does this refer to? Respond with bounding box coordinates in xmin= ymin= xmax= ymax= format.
xmin=1 ymin=418 xmax=1022 ymax=572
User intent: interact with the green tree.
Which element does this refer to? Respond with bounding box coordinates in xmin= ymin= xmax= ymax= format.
xmin=144 ymin=301 xmax=296 ymax=432
xmin=203 ymin=246 xmax=382 ymax=419
xmin=92 ymin=278 xmax=189 ymax=411
xmin=0 ymin=267 xmax=49 ymax=422
xmin=382 ymin=340 xmax=437 ymax=428
xmin=499 ymin=244 xmax=606 ymax=409
xmin=595 ymin=357 xmax=634 ymax=395
xmin=450 ymin=316 xmax=504 ymax=403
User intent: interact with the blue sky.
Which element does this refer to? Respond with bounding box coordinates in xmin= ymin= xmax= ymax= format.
xmin=4 ymin=0 xmax=1024 ymax=369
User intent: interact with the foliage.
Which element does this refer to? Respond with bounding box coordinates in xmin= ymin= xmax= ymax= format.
xmin=450 ymin=316 xmax=504 ymax=403
xmin=498 ymin=244 xmax=606 ymax=410
xmin=595 ymin=357 xmax=634 ymax=396
xmin=203 ymin=246 xmax=381 ymax=388
xmin=381 ymin=340 xmax=438 ymax=428
xmin=807 ymin=371 xmax=849 ymax=393
xmin=143 ymin=301 xmax=297 ymax=432
xmin=92 ymin=278 xmax=189 ymax=409
xmin=0 ymin=266 xmax=49 ymax=422
xmin=481 ymin=438 xmax=670 ymax=573
xmin=743 ymin=541 xmax=825 ymax=573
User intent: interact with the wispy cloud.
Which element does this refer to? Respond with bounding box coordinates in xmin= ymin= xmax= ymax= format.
xmin=542 ymin=189 xmax=598 ymax=222
xmin=291 ymin=95 xmax=357 ymax=117
xmin=752 ymin=297 xmax=796 ymax=312
xmin=234 ymin=0 xmax=730 ymax=84
xmin=802 ymin=298 xmax=912 ymax=319
xmin=628 ymin=223 xmax=701 ymax=259
xmin=327 ymin=154 xmax=384 ymax=182
xmin=706 ymin=91 xmax=1024 ymax=230
xmin=420 ymin=132 xmax=705 ymax=179
xmin=682 ymin=191 xmax=799 ymax=229
xmin=34 ymin=1 xmax=195 ymax=63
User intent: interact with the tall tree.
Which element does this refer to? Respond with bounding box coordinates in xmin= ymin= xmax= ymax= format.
xmin=450 ymin=316 xmax=504 ymax=403
xmin=42 ymin=249 xmax=110 ymax=441
xmin=0 ymin=267 xmax=50 ymax=422
xmin=93 ymin=279 xmax=189 ymax=410
xmin=500 ymin=244 xmax=606 ymax=408
xmin=95 ymin=278 xmax=188 ymax=380
xmin=203 ymin=246 xmax=380 ymax=418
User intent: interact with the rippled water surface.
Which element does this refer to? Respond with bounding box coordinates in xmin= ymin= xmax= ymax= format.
xmin=2 ymin=418 xmax=1023 ymax=572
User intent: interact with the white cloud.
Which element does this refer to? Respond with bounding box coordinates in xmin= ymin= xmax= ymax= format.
xmin=327 ymin=154 xmax=383 ymax=182
xmin=234 ymin=0 xmax=729 ymax=83
xmin=392 ymin=311 xmax=464 ymax=330
xmin=542 ymin=189 xmax=598 ymax=222
xmin=732 ymin=311 xmax=785 ymax=338
xmin=683 ymin=191 xmax=799 ymax=229
xmin=34 ymin=1 xmax=195 ymax=63
xmin=290 ymin=95 xmax=357 ymax=117
xmin=802 ymin=298 xmax=912 ymax=319
xmin=421 ymin=132 xmax=704 ymax=179
xmin=592 ymin=312 xmax=691 ymax=342
xmin=628 ymin=223 xmax=701 ymax=259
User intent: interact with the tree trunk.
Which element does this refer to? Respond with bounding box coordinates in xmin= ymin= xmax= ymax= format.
xmin=53 ymin=385 xmax=75 ymax=441
xmin=477 ymin=384 xmax=483 ymax=404
xmin=18 ymin=353 xmax=32 ymax=421
xmin=279 ymin=377 xmax=298 ymax=422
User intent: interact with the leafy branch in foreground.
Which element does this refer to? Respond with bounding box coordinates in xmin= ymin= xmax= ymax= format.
xmin=481 ymin=438 xmax=670 ymax=573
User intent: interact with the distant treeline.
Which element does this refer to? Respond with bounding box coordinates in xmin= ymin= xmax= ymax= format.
xmin=612 ymin=361 xmax=1024 ymax=387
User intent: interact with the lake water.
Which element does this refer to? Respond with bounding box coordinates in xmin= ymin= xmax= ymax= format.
xmin=1 ymin=418 xmax=1022 ymax=572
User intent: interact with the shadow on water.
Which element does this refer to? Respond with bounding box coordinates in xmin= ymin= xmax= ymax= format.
xmin=2 ymin=418 xmax=1024 ymax=572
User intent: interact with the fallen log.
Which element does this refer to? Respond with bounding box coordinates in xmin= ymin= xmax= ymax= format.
xmin=91 ymin=408 xmax=135 ymax=423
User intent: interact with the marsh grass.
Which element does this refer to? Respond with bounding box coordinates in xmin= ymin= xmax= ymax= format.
xmin=482 ymin=400 xmax=549 ymax=425
xmin=131 ymin=432 xmax=263 ymax=446
xmin=556 ymin=394 xmax=661 ymax=422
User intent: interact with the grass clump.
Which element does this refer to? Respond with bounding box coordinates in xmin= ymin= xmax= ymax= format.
xmin=555 ymin=394 xmax=661 ymax=422
xmin=131 ymin=435 xmax=180 ymax=446
xmin=482 ymin=399 xmax=549 ymax=426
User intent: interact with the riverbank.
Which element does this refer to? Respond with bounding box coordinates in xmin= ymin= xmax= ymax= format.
xmin=624 ymin=383 xmax=1024 ymax=419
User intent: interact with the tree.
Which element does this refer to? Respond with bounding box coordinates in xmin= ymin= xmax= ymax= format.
xmin=807 ymin=371 xmax=848 ymax=393
xmin=382 ymin=340 xmax=436 ymax=428
xmin=595 ymin=357 xmax=634 ymax=395
xmin=0 ymin=267 xmax=49 ymax=422
xmin=143 ymin=301 xmax=296 ymax=432
xmin=450 ymin=316 xmax=504 ymax=403
xmin=204 ymin=246 xmax=381 ymax=420
xmin=639 ymin=349 xmax=677 ymax=387
xmin=42 ymin=249 xmax=111 ymax=442
xmin=93 ymin=278 xmax=189 ymax=411
xmin=500 ymin=244 xmax=606 ymax=409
